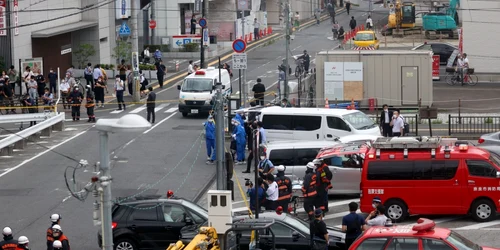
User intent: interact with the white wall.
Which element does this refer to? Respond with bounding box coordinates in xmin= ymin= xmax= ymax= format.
xmin=11 ymin=0 xmax=82 ymax=65
xmin=460 ymin=0 xmax=500 ymax=74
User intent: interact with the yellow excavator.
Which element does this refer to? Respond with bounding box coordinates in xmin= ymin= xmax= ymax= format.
xmin=383 ymin=0 xmax=416 ymax=36
xmin=166 ymin=227 xmax=220 ymax=250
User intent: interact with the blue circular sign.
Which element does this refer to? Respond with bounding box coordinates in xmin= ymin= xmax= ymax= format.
xmin=199 ymin=18 xmax=207 ymax=28
xmin=232 ymin=39 xmax=247 ymax=53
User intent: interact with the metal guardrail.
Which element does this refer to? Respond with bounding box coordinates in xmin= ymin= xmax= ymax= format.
xmin=0 ymin=112 xmax=65 ymax=150
xmin=0 ymin=112 xmax=58 ymax=124
xmin=448 ymin=115 xmax=500 ymax=135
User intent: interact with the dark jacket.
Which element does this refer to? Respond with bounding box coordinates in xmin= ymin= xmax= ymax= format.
xmin=0 ymin=235 xmax=18 ymax=250
xmin=299 ymin=54 xmax=311 ymax=65
xmin=350 ymin=19 xmax=357 ymax=29
xmin=252 ymin=83 xmax=266 ymax=99
xmin=156 ymin=64 xmax=166 ymax=76
xmin=147 ymin=92 xmax=156 ymax=108
xmin=379 ymin=109 xmax=393 ymax=126
xmin=68 ymin=90 xmax=83 ymax=105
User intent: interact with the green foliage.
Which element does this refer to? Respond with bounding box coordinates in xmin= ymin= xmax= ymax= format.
xmin=484 ymin=117 xmax=493 ymax=124
xmin=431 ymin=119 xmax=443 ymax=124
xmin=100 ymin=64 xmax=115 ymax=70
xmin=74 ymin=43 xmax=96 ymax=69
xmin=113 ymin=41 xmax=132 ymax=63
xmin=182 ymin=42 xmax=199 ymax=52
xmin=139 ymin=64 xmax=156 ymax=70
xmin=144 ymin=44 xmax=170 ymax=52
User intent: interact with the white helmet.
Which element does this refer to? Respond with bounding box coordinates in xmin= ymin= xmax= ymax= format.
xmin=52 ymin=224 xmax=62 ymax=231
xmin=312 ymin=159 xmax=323 ymax=165
xmin=306 ymin=162 xmax=315 ymax=169
xmin=2 ymin=227 xmax=12 ymax=236
xmin=53 ymin=240 xmax=63 ymax=248
xmin=276 ymin=165 xmax=285 ymax=171
xmin=51 ymin=214 xmax=62 ymax=222
xmin=18 ymin=236 xmax=29 ymax=244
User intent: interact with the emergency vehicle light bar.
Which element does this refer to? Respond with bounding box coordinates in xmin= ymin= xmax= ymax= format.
xmin=195 ymin=70 xmax=205 ymax=75
xmin=412 ymin=218 xmax=436 ymax=233
xmin=372 ymin=137 xmax=442 ymax=149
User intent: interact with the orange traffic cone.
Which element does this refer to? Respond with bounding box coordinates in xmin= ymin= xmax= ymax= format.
xmin=249 ymin=33 xmax=253 ymax=41
xmin=325 ymin=98 xmax=329 ymax=108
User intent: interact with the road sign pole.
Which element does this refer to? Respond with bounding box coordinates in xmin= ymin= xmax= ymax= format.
xmin=151 ymin=0 xmax=155 ymax=44
xmin=131 ymin=0 xmax=140 ymax=103
xmin=241 ymin=14 xmax=247 ymax=108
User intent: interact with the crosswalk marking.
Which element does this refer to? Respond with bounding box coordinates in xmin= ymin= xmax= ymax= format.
xmin=110 ymin=110 xmax=124 ymax=114
xmin=165 ymin=108 xmax=177 ymax=113
xmin=129 ymin=105 xmax=146 ymax=114
xmin=154 ymin=103 xmax=170 ymax=112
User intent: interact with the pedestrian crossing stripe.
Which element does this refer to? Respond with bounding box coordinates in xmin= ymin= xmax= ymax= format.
xmin=110 ymin=110 xmax=124 ymax=114
xmin=129 ymin=105 xmax=146 ymax=114
xmin=164 ymin=108 xmax=177 ymax=113
xmin=154 ymin=103 xmax=170 ymax=112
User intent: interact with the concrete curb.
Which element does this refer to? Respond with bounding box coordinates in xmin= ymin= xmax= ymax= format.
xmin=193 ymin=172 xmax=217 ymax=203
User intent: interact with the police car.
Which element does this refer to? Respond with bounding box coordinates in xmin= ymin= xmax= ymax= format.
xmin=349 ymin=218 xmax=500 ymax=250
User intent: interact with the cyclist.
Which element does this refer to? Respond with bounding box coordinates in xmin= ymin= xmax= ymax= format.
xmin=457 ymin=54 xmax=465 ymax=84
xmin=332 ymin=21 xmax=340 ymax=40
xmin=297 ymin=50 xmax=310 ymax=74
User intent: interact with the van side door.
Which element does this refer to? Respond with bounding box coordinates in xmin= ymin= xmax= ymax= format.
xmin=324 ymin=116 xmax=352 ymax=140
xmin=292 ymin=115 xmax=323 ymax=140
xmin=261 ymin=114 xmax=294 ymax=142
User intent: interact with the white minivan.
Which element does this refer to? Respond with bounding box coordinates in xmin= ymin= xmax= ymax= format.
xmin=177 ymin=67 xmax=231 ymax=117
xmin=259 ymin=107 xmax=381 ymax=142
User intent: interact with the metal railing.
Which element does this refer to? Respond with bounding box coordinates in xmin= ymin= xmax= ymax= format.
xmin=448 ymin=115 xmax=500 ymax=135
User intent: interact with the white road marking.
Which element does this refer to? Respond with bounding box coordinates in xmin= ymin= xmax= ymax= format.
xmin=110 ymin=109 xmax=124 ymax=114
xmin=164 ymin=108 xmax=177 ymax=113
xmin=0 ymin=130 xmax=87 ymax=178
xmin=452 ymin=220 xmax=500 ymax=230
xmin=143 ymin=112 xmax=177 ymax=134
xmin=154 ymin=103 xmax=170 ymax=112
xmin=62 ymin=195 xmax=72 ymax=202
xmin=123 ymin=138 xmax=136 ymax=148
xmin=129 ymin=105 xmax=146 ymax=114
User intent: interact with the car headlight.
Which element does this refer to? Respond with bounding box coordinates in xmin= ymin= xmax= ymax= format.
xmin=179 ymin=98 xmax=185 ymax=104
xmin=205 ymin=100 xmax=211 ymax=105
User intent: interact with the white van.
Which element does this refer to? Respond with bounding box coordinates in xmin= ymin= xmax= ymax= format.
xmin=259 ymin=107 xmax=381 ymax=142
xmin=177 ymin=67 xmax=231 ymax=117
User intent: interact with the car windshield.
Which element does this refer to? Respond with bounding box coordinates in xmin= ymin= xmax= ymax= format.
xmin=355 ymin=33 xmax=374 ymax=41
xmin=446 ymin=231 xmax=481 ymax=250
xmin=416 ymin=44 xmax=432 ymax=50
xmin=181 ymin=199 xmax=208 ymax=217
xmin=489 ymin=153 xmax=500 ymax=168
xmin=182 ymin=78 xmax=213 ymax=92
xmin=283 ymin=215 xmax=310 ymax=233
xmin=343 ymin=112 xmax=376 ymax=130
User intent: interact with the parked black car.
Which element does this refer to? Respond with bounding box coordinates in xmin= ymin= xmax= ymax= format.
xmin=412 ymin=42 xmax=458 ymax=64
xmin=97 ymin=196 xmax=208 ymax=250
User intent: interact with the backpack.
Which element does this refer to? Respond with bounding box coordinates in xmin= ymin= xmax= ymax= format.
xmin=399 ymin=116 xmax=410 ymax=134
xmin=346 ymin=214 xmax=361 ymax=235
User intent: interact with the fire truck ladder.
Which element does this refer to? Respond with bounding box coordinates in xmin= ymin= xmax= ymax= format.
xmin=372 ymin=137 xmax=442 ymax=159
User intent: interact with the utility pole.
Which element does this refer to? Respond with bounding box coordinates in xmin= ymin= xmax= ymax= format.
xmin=215 ymin=57 xmax=225 ymax=190
xmin=200 ymin=0 xmax=209 ymax=68
xmin=253 ymin=129 xmax=260 ymax=243
xmin=99 ymin=132 xmax=113 ymax=250
xmin=240 ymin=14 xmax=247 ymax=108
xmin=150 ymin=0 xmax=155 ymax=44
xmin=284 ymin=0 xmax=290 ymax=99
xmin=131 ymin=0 xmax=141 ymax=103
xmin=369 ymin=0 xmax=373 ymax=15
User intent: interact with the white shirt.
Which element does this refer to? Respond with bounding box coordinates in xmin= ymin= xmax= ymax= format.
xmin=164 ymin=213 xmax=173 ymax=222
xmin=144 ymin=49 xmax=150 ymax=57
xmin=60 ymin=82 xmax=70 ymax=92
xmin=266 ymin=181 xmax=279 ymax=201
xmin=115 ymin=79 xmax=124 ymax=90
xmin=384 ymin=110 xmax=390 ymax=123
xmin=254 ymin=22 xmax=260 ymax=29
xmin=366 ymin=18 xmax=373 ymax=26
xmin=463 ymin=58 xmax=469 ymax=68
xmin=140 ymin=74 xmax=146 ymax=83
xmin=367 ymin=215 xmax=388 ymax=226
xmin=392 ymin=116 xmax=404 ymax=133
xmin=23 ymin=71 xmax=33 ymax=80
xmin=457 ymin=58 xmax=465 ymax=68
xmin=188 ymin=64 xmax=194 ymax=74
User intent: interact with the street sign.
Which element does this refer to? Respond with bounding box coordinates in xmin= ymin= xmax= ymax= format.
xmin=199 ymin=18 xmax=207 ymax=28
xmin=203 ymin=29 xmax=210 ymax=46
xmin=132 ymin=52 xmax=139 ymax=72
xmin=119 ymin=21 xmax=131 ymax=37
xmin=432 ymin=55 xmax=440 ymax=80
xmin=149 ymin=20 xmax=157 ymax=29
xmin=194 ymin=0 xmax=201 ymax=13
xmin=232 ymin=53 xmax=247 ymax=69
xmin=172 ymin=35 xmax=202 ymax=49
xmin=232 ymin=39 xmax=247 ymax=53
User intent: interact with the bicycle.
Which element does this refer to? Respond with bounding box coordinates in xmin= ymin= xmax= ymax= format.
xmin=294 ymin=58 xmax=305 ymax=78
xmin=445 ymin=68 xmax=478 ymax=86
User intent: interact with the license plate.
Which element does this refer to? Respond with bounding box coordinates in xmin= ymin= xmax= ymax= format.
xmin=191 ymin=109 xmax=199 ymax=114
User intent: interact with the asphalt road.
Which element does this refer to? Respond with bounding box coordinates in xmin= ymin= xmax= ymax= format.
xmin=0 ymin=2 xmax=497 ymax=249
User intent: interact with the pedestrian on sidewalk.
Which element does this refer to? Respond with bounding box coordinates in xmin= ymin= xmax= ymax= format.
xmin=349 ymin=16 xmax=357 ymax=30
xmin=311 ymin=208 xmax=329 ymax=250
xmin=27 ymin=77 xmax=38 ymax=101
xmin=252 ymin=78 xmax=265 ymax=106
xmin=48 ymin=68 xmax=58 ymax=95
xmin=332 ymin=21 xmax=340 ymax=40
xmin=204 ymin=115 xmax=216 ymax=164
xmin=342 ymin=202 xmax=366 ymax=249
xmin=146 ymin=87 xmax=156 ymax=124
xmin=294 ymin=12 xmax=300 ymax=29
xmin=366 ymin=15 xmax=373 ymax=29
xmin=191 ymin=14 xmax=197 ymax=34
xmin=143 ymin=47 xmax=151 ymax=64
xmin=7 ymin=66 xmax=18 ymax=96
xmin=68 ymin=86 xmax=83 ymax=121
xmin=118 ymin=59 xmax=127 ymax=82
xmin=188 ymin=60 xmax=195 ymax=76
xmin=156 ymin=60 xmax=166 ymax=88
xmin=84 ymin=63 xmax=93 ymax=89
xmin=85 ymin=85 xmax=96 ymax=122
xmin=258 ymin=151 xmax=274 ymax=180
xmin=115 ymin=75 xmax=126 ymax=111
xmin=139 ymin=70 xmax=148 ymax=96
xmin=253 ymin=18 xmax=261 ymax=40
xmin=94 ymin=76 xmax=106 ymax=108
xmin=346 ymin=1 xmax=351 ymax=15
xmin=315 ymin=8 xmax=321 ymax=25
xmin=243 ymin=121 xmax=257 ymax=173
xmin=93 ymin=64 xmax=103 ymax=90
xmin=127 ymin=66 xmax=134 ymax=96
xmin=222 ymin=63 xmax=233 ymax=78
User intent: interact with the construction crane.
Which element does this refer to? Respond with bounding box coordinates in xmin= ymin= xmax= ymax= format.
xmin=167 ymin=227 xmax=220 ymax=250
xmin=383 ymin=0 xmax=416 ymax=37
xmin=422 ymin=0 xmax=459 ymax=39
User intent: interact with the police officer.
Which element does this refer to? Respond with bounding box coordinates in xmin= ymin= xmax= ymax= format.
xmin=52 ymin=241 xmax=63 ymax=250
xmin=15 ymin=236 xmax=28 ymax=250
xmin=302 ymin=162 xmax=318 ymax=220
xmin=47 ymin=214 xmax=61 ymax=249
xmin=68 ymin=87 xmax=83 ymax=121
xmin=275 ymin=165 xmax=292 ymax=212
xmin=49 ymin=225 xmax=70 ymax=250
xmin=0 ymin=227 xmax=17 ymax=250
xmin=314 ymin=159 xmax=332 ymax=213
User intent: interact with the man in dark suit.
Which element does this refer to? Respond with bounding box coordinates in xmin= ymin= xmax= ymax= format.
xmin=379 ymin=104 xmax=393 ymax=137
